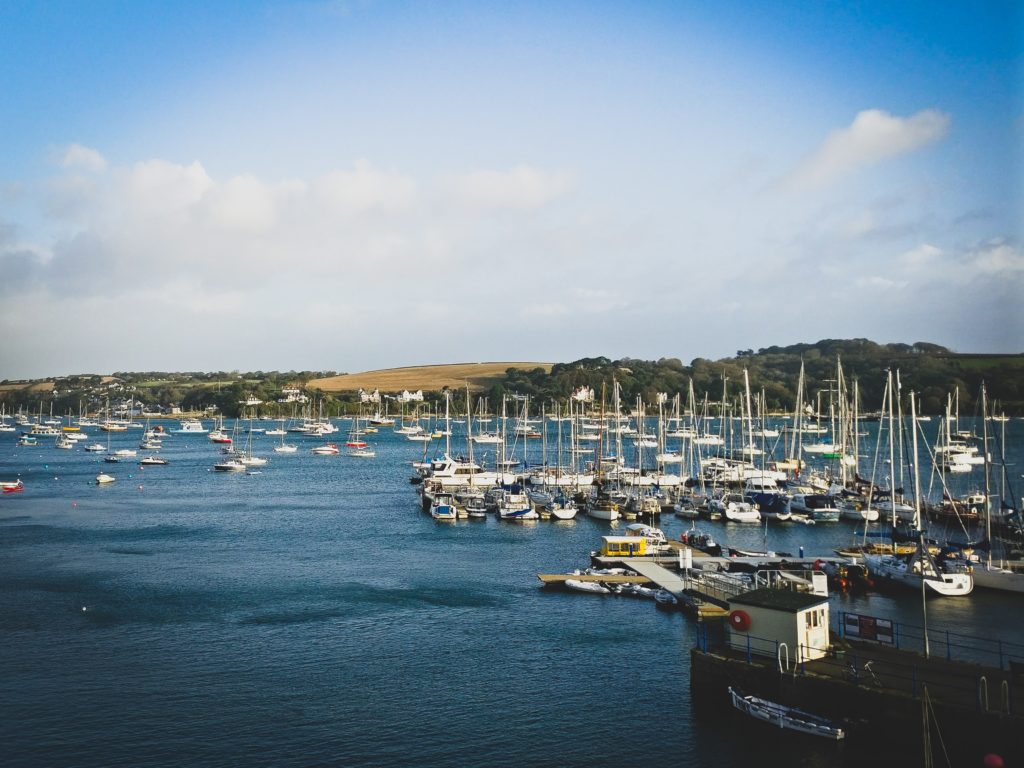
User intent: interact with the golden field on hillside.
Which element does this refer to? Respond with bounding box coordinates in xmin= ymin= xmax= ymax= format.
xmin=308 ymin=362 xmax=552 ymax=393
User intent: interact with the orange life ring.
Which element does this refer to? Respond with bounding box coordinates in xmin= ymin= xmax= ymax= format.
xmin=729 ymin=609 xmax=752 ymax=632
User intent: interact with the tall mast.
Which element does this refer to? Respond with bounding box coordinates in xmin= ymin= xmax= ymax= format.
xmin=887 ymin=370 xmax=897 ymax=550
xmin=911 ymin=389 xmax=930 ymax=659
xmin=743 ymin=368 xmax=755 ymax=459
xmin=982 ymin=383 xmax=992 ymax=569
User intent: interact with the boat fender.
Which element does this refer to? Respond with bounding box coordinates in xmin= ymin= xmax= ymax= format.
xmin=729 ymin=610 xmax=752 ymax=632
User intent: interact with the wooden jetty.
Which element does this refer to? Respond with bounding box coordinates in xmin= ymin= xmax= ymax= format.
xmin=537 ymin=573 xmax=652 ymax=585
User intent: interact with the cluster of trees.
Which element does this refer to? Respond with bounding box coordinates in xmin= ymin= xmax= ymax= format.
xmin=486 ymin=340 xmax=1024 ymax=416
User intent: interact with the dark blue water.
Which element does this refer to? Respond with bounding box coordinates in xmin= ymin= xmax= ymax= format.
xmin=1 ymin=418 xmax=1021 ymax=767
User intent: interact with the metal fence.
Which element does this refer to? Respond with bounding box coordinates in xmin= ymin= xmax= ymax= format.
xmin=836 ymin=610 xmax=1024 ymax=670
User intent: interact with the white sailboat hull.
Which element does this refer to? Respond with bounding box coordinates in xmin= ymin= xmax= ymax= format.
xmin=864 ymin=555 xmax=973 ymax=596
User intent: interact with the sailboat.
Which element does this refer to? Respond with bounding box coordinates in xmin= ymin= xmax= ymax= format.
xmin=944 ymin=384 xmax=1024 ymax=593
xmin=239 ymin=412 xmax=268 ymax=466
xmin=864 ymin=389 xmax=973 ymax=596
xmin=272 ymin=418 xmax=298 ymax=453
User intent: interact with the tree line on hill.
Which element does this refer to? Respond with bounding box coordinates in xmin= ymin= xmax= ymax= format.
xmin=485 ymin=339 xmax=1024 ymax=416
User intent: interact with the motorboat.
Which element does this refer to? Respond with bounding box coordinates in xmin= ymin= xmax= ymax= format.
xmin=430 ymin=492 xmax=458 ymax=520
xmin=497 ymin=487 xmax=538 ymax=520
xmin=175 ymin=419 xmax=207 ymax=434
xmin=95 ymin=473 xmax=116 ymax=484
xmin=83 ymin=443 xmax=106 ymax=452
xmin=2 ymin=479 xmax=24 ymax=493
xmin=273 ymin=444 xmax=298 ymax=453
xmin=624 ymin=523 xmax=667 ymax=545
xmin=347 ymin=448 xmax=376 ymax=458
xmin=728 ymin=687 xmax=845 ymax=740
xmin=311 ymin=443 xmax=340 ymax=455
xmin=139 ymin=456 xmax=168 ymax=466
xmin=213 ymin=459 xmax=247 ymax=472
xmin=788 ymin=494 xmax=841 ymax=522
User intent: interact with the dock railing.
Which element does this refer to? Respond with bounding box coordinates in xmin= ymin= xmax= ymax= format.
xmin=682 ymin=568 xmax=825 ymax=604
xmin=836 ymin=611 xmax=1024 ymax=671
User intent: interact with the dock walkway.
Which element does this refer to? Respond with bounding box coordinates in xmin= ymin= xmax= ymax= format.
xmin=622 ymin=560 xmax=688 ymax=596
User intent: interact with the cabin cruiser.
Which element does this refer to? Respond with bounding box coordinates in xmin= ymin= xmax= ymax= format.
xmin=420 ymin=454 xmax=506 ymax=489
xmin=788 ymin=494 xmax=841 ymax=522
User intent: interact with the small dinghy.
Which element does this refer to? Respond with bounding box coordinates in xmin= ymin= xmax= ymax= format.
xmin=729 ymin=687 xmax=845 ymax=740
xmin=654 ymin=589 xmax=679 ymax=610
xmin=564 ymin=579 xmax=611 ymax=595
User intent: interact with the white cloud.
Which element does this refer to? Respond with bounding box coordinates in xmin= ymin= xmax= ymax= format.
xmin=312 ymin=160 xmax=417 ymax=215
xmin=58 ymin=143 xmax=107 ymax=171
xmin=448 ymin=165 xmax=570 ymax=208
xmin=969 ymin=239 xmax=1022 ymax=274
xmin=790 ymin=109 xmax=949 ymax=188
xmin=203 ymin=174 xmax=280 ymax=233
xmin=899 ymin=243 xmax=943 ymax=268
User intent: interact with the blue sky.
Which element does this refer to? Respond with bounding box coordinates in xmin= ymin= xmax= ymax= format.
xmin=0 ymin=1 xmax=1020 ymax=378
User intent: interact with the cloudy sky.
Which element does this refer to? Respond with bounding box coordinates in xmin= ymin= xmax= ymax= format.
xmin=1 ymin=1 xmax=1020 ymax=379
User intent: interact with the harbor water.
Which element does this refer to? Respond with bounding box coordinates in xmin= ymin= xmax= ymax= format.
xmin=1 ymin=417 xmax=1021 ymax=767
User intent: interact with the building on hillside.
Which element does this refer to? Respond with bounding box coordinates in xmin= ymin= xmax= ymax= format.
xmin=359 ymin=389 xmax=381 ymax=404
xmin=278 ymin=388 xmax=309 ymax=404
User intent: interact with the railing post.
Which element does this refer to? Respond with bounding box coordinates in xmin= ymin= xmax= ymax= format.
xmin=894 ymin=622 xmax=900 ymax=650
xmin=839 ymin=611 xmax=845 ymax=640
xmin=852 ymin=653 xmax=859 ymax=684
xmin=998 ymin=640 xmax=1004 ymax=670
xmin=746 ymin=634 xmax=752 ymax=664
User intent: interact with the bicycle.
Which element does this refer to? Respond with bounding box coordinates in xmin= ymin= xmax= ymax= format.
xmin=846 ymin=659 xmax=883 ymax=687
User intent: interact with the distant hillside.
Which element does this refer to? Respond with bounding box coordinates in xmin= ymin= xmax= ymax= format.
xmin=1 ymin=341 xmax=1019 ymax=417
xmin=309 ymin=362 xmax=553 ymax=393
xmin=482 ymin=340 xmax=1024 ymax=415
